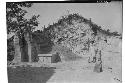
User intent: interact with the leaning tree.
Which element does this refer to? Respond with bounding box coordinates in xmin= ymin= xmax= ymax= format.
xmin=6 ymin=3 xmax=39 ymax=62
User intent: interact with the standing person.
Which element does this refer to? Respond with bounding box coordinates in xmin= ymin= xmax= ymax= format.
xmin=88 ymin=43 xmax=96 ymax=63
xmin=94 ymin=42 xmax=103 ymax=73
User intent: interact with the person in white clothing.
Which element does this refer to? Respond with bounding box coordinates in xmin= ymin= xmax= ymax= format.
xmin=88 ymin=43 xmax=96 ymax=63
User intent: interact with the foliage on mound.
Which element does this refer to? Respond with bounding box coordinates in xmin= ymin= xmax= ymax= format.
xmin=41 ymin=13 xmax=122 ymax=56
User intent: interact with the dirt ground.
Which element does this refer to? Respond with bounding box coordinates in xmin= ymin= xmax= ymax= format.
xmin=8 ymin=42 xmax=122 ymax=83
xmin=47 ymin=58 xmax=121 ymax=83
xmin=8 ymin=55 xmax=121 ymax=83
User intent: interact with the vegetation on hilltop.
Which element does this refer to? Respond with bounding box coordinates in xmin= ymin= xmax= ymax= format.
xmin=40 ymin=13 xmax=121 ymax=56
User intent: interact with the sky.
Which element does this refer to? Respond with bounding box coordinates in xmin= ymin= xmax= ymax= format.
xmin=24 ymin=2 xmax=122 ymax=33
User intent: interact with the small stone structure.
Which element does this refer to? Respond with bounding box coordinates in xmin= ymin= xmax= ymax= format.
xmin=38 ymin=53 xmax=61 ymax=64
xmin=38 ymin=54 xmax=52 ymax=63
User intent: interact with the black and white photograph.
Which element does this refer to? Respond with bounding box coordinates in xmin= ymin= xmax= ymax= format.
xmin=6 ymin=1 xmax=122 ymax=83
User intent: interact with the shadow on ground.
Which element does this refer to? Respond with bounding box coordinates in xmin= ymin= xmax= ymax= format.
xmin=8 ymin=67 xmax=55 ymax=83
xmin=52 ymin=45 xmax=82 ymax=61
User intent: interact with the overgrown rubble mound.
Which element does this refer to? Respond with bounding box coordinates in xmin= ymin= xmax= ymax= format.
xmin=44 ymin=13 xmax=121 ymax=56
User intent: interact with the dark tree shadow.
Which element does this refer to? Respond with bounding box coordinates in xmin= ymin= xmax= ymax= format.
xmin=20 ymin=35 xmax=29 ymax=62
xmin=32 ymin=31 xmax=54 ymax=54
xmin=8 ymin=67 xmax=55 ymax=83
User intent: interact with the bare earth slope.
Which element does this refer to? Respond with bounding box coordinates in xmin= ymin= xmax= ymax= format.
xmin=47 ymin=58 xmax=118 ymax=83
